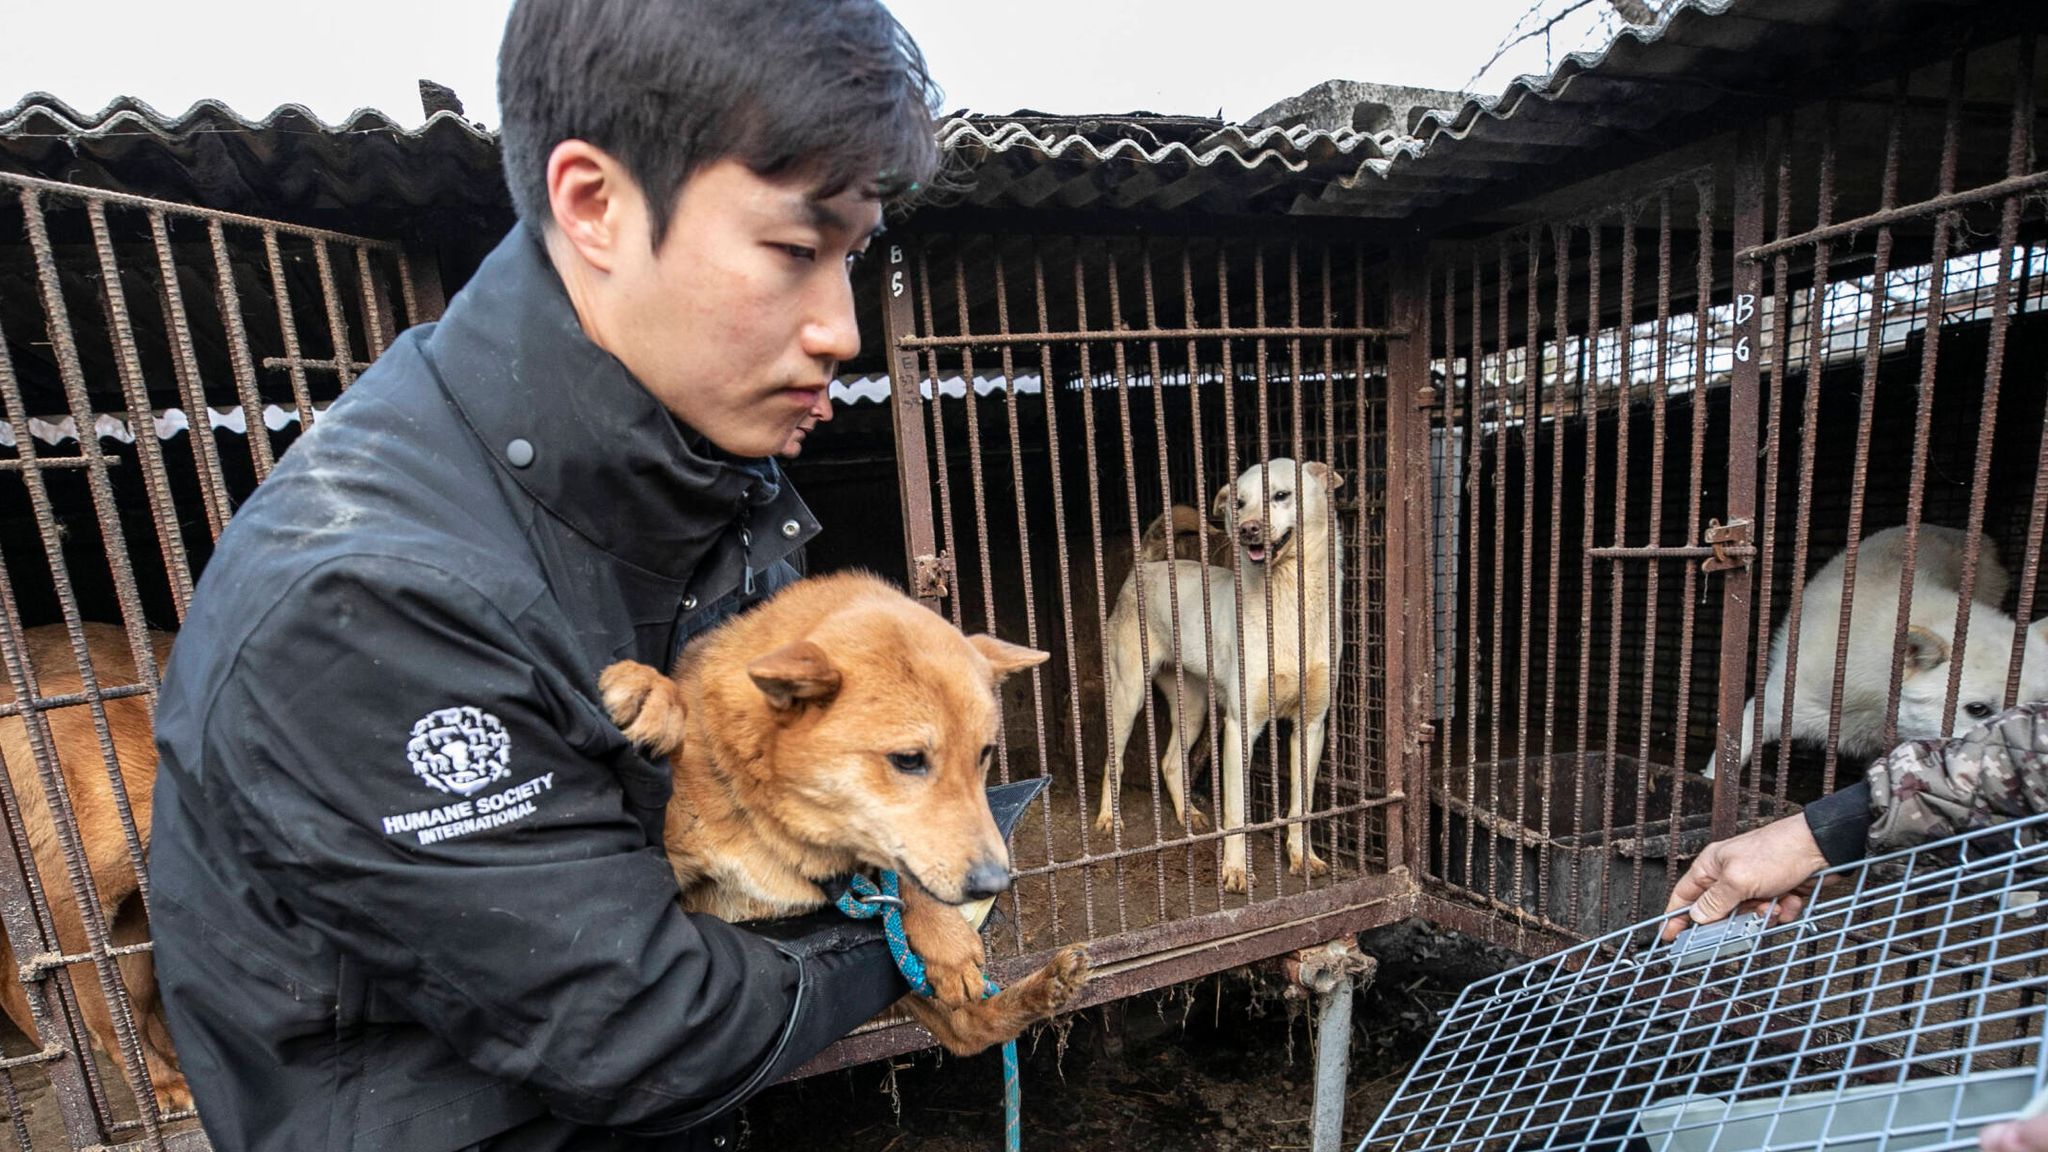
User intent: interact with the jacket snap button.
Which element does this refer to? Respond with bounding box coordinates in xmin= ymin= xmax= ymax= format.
xmin=505 ymin=438 xmax=535 ymax=468
xmin=781 ymin=519 xmax=801 ymax=539
xmin=712 ymin=1138 xmax=727 ymax=1149
xmin=682 ymin=594 xmax=698 ymax=611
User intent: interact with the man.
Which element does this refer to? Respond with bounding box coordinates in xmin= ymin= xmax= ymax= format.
xmin=146 ymin=3 xmax=942 ymax=1149
xmin=1665 ymin=702 xmax=2048 ymax=1151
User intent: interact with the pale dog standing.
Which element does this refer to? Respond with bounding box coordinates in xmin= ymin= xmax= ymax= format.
xmin=1708 ymin=524 xmax=2048 ymax=777
xmin=1096 ymin=459 xmax=1345 ymax=893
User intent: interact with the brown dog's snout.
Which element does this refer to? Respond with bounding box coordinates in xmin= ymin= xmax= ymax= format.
xmin=962 ymin=858 xmax=1011 ymax=902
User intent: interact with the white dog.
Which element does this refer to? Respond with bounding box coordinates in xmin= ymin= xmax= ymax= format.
xmin=1708 ymin=524 xmax=2048 ymax=777
xmin=1095 ymin=459 xmax=1345 ymax=893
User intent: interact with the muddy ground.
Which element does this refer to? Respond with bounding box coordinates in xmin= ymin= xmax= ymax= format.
xmin=743 ymin=920 xmax=1520 ymax=1152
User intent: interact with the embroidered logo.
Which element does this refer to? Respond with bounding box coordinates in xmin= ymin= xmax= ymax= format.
xmin=406 ymin=706 xmax=512 ymax=797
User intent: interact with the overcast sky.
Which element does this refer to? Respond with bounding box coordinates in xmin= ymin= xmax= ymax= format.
xmin=3 ymin=0 xmax=1629 ymax=128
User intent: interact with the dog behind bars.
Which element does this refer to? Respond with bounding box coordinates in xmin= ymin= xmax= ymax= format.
xmin=1096 ymin=459 xmax=1346 ymax=894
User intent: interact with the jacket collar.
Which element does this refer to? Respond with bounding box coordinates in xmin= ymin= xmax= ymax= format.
xmin=419 ymin=228 xmax=816 ymax=586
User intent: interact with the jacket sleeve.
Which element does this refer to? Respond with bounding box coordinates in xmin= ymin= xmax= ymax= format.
xmin=204 ymin=554 xmax=902 ymax=1133
xmin=1864 ymin=702 xmax=2048 ymax=855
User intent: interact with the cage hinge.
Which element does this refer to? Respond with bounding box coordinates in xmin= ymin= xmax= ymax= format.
xmin=911 ymin=550 xmax=955 ymax=600
xmin=1702 ymin=518 xmax=1755 ymax=572
xmin=1416 ymin=722 xmax=1438 ymax=745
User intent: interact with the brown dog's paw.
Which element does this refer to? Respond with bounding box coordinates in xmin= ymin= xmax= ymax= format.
xmin=1038 ymin=945 xmax=1090 ymax=1011
xmin=155 ymin=1078 xmax=194 ymax=1116
xmin=598 ymin=661 xmax=688 ymax=757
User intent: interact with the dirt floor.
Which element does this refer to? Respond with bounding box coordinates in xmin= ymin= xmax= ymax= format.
xmin=744 ymin=920 xmax=1520 ymax=1152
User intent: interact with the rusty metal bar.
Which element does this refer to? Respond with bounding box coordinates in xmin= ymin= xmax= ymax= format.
xmin=1941 ymin=31 xmax=2032 ymax=730
xmin=1102 ymin=249 xmax=1171 ymax=917
xmin=148 ymin=210 xmax=236 ymax=542
xmin=879 ymin=239 xmax=943 ymax=614
xmin=262 ymin=228 xmax=318 ymax=429
xmin=210 ymin=219 xmax=276 ymax=479
xmin=1464 ymin=249 xmax=1484 ymax=897
xmin=259 ymin=355 xmax=372 ymax=375
xmin=1735 ymin=168 xmax=2048 ymax=263
xmin=949 ymin=254 xmax=1011 ymax=791
xmin=355 ymin=245 xmax=391 ymax=357
xmin=0 ymin=170 xmax=403 ymax=249
xmin=1540 ymin=224 xmax=1569 ymax=913
xmin=1717 ymin=132 xmax=1768 ymax=839
xmin=1600 ymin=205 xmax=1639 ymax=916
xmin=399 ymin=246 xmax=448 ymax=325
xmin=88 ymin=204 xmax=197 ymax=614
xmin=1572 ymin=221 xmax=1602 ymax=925
xmin=1387 ymin=246 xmax=1432 ymax=882
xmin=896 ymin=323 xmax=1399 ymax=349
xmin=1664 ymin=177 xmax=1712 ymax=833
xmin=1031 ymin=244 xmax=1085 ymax=943
xmin=1820 ymin=79 xmax=1908 ymax=787
xmin=1627 ymin=191 xmax=1674 ymax=923
xmin=1253 ymin=244 xmax=1286 ymax=895
xmin=917 ymin=248 xmax=965 ymax=631
xmin=1746 ymin=119 xmax=1796 ymax=820
xmin=1487 ymin=239 xmax=1508 ymax=907
xmin=309 ymin=239 xmax=359 ymax=392
xmin=990 ymin=249 xmax=1053 ymax=954
xmin=1514 ymin=228 xmax=1540 ymax=915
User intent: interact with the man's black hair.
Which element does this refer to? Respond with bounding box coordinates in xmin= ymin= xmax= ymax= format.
xmin=498 ymin=0 xmax=942 ymax=244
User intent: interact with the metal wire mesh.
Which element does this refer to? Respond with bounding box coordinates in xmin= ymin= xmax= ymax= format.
xmin=1368 ymin=811 xmax=2048 ymax=1151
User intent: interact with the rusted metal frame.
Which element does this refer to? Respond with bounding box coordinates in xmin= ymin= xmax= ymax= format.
xmin=1216 ymin=245 xmax=1244 ymax=906
xmin=791 ymin=871 xmax=1418 ymax=1079
xmin=1136 ymin=242 xmax=1199 ymax=912
xmin=1102 ymin=249 xmax=1172 ymax=919
xmin=1541 ymin=225 xmax=1571 ymax=916
xmin=1386 ymin=246 xmax=1431 ymax=882
xmin=1735 ymin=169 xmax=2048 ymax=264
xmin=260 ymin=355 xmax=372 ymax=376
xmin=1942 ymin=32 xmax=2033 ymax=728
xmin=1179 ymin=244 xmax=1225 ymax=910
xmin=1773 ymin=107 xmax=1839 ymax=808
xmin=1328 ymin=247 xmax=1358 ymax=872
xmin=1720 ymin=145 xmax=1769 ymax=844
xmin=87 ymin=205 xmax=197 ymax=617
xmin=1601 ymin=206 xmax=1640 ymax=918
xmin=880 ymin=239 xmax=944 ymax=618
xmin=1510 ymin=228 xmax=1540 ymax=917
xmin=1463 ymin=249 xmax=1484 ymax=898
xmin=1487 ymin=239 xmax=1509 ymax=907
xmin=1285 ymin=243 xmax=1313 ymax=890
xmin=398 ymin=246 xmax=449 ymax=326
xmin=261 ymin=229 xmax=319 ymax=430
xmin=1434 ymin=259 xmax=1460 ymax=888
xmin=0 ymin=683 xmax=152 ymax=719
xmin=354 ymin=245 xmax=391 ymax=357
xmin=1572 ymin=222 xmax=1602 ymax=926
xmin=309 ymin=239 xmax=360 ymax=393
xmin=1886 ymin=54 xmax=1969 ymax=746
xmin=0 ymin=324 xmax=120 ymax=1146
xmin=1744 ymin=123 xmax=1796 ymax=821
xmin=1030 ymin=246 xmax=1084 ymax=942
xmin=147 ymin=210 xmax=237 ymax=541
xmin=895 ymin=323 xmax=1398 ymax=350
xmin=0 ymin=170 xmax=402 ymax=249
xmin=1627 ymin=191 xmax=1675 ymax=924
xmin=916 ymin=248 xmax=965 ymax=631
xmin=990 ymin=250 xmax=1052 ymax=955
xmin=1820 ymin=81 xmax=1910 ymax=787
xmin=1007 ymin=794 xmax=1404 ymax=879
xmin=1665 ymin=177 xmax=1714 ymax=850
xmin=1070 ymin=249 xmax=1130 ymax=929
xmin=948 ymin=254 xmax=1011 ymax=791
xmin=1253 ymin=245 xmax=1287 ymax=895
xmin=209 ymin=220 xmax=276 ymax=480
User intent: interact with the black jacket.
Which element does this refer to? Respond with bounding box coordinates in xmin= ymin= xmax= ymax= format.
xmin=148 ymin=229 xmax=902 ymax=1152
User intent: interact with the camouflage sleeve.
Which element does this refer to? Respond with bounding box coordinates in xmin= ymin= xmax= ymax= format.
xmin=1864 ymin=701 xmax=2048 ymax=853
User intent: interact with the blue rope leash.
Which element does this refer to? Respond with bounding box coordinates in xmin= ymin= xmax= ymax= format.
xmin=839 ymin=871 xmax=1021 ymax=1152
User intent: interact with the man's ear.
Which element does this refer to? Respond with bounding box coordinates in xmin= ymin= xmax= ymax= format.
xmin=544 ymin=139 xmax=642 ymax=274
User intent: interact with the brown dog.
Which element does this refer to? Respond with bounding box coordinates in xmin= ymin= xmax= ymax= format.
xmin=1138 ymin=504 xmax=1234 ymax=568
xmin=0 ymin=622 xmax=189 ymax=1115
xmin=599 ymin=571 xmax=1090 ymax=1056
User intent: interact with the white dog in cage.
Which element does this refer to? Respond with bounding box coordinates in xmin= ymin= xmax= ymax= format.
xmin=1095 ymin=458 xmax=1345 ymax=893
xmin=1706 ymin=524 xmax=2048 ymax=778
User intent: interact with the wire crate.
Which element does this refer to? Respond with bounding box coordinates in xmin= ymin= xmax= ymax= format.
xmin=1366 ymin=811 xmax=2048 ymax=1151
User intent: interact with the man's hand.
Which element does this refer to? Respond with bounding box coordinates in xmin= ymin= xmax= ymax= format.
xmin=1660 ymin=813 xmax=1828 ymax=941
xmin=1981 ymin=1114 xmax=2048 ymax=1152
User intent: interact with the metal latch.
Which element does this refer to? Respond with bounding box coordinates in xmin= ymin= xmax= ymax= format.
xmin=1702 ymin=518 xmax=1755 ymax=573
xmin=911 ymin=550 xmax=955 ymax=600
xmin=1668 ymin=911 xmax=1771 ymax=970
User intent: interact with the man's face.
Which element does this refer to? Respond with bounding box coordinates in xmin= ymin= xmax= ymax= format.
xmin=780 ymin=389 xmax=835 ymax=459
xmin=597 ymin=159 xmax=880 ymax=458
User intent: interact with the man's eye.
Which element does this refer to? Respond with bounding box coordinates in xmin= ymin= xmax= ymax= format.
xmin=779 ymin=244 xmax=818 ymax=262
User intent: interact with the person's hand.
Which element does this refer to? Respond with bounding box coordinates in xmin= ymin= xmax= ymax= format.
xmin=1660 ymin=813 xmax=1828 ymax=941
xmin=1981 ymin=1113 xmax=2048 ymax=1151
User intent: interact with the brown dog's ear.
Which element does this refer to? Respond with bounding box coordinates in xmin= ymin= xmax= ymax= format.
xmin=1902 ymin=625 xmax=1951 ymax=675
xmin=968 ymin=634 xmax=1051 ymax=683
xmin=748 ymin=641 xmax=842 ymax=709
xmin=1210 ymin=484 xmax=1234 ymax=523
xmin=1303 ymin=461 xmax=1346 ymax=492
